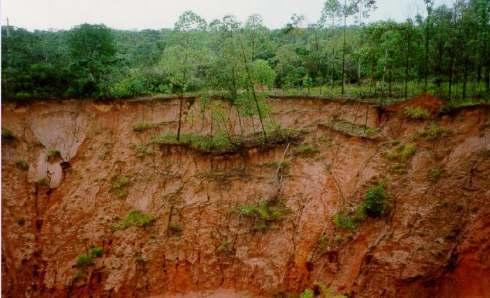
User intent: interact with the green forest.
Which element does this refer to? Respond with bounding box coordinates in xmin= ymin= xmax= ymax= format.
xmin=1 ymin=0 xmax=489 ymax=103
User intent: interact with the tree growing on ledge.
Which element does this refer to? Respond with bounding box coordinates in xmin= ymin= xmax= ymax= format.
xmin=164 ymin=11 xmax=207 ymax=141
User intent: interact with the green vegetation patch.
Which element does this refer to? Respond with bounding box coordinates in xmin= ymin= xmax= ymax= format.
xmin=386 ymin=142 xmax=417 ymax=163
xmin=216 ymin=239 xmax=234 ymax=255
xmin=47 ymin=149 xmax=62 ymax=161
xmin=2 ymin=128 xmax=15 ymax=141
xmin=168 ymin=222 xmax=183 ymax=236
xmin=403 ymin=107 xmax=430 ymax=120
xmin=333 ymin=182 xmax=388 ymax=230
xmin=15 ymin=160 xmax=29 ymax=171
xmin=334 ymin=211 xmax=360 ymax=230
xmin=418 ymin=122 xmax=449 ymax=140
xmin=110 ymin=175 xmax=130 ymax=198
xmin=236 ymin=199 xmax=290 ymax=232
xmin=151 ymin=128 xmax=301 ymax=154
xmin=298 ymin=283 xmax=347 ymax=298
xmin=326 ymin=120 xmax=380 ymax=139
xmin=299 ymin=289 xmax=314 ymax=298
xmin=362 ymin=182 xmax=388 ymax=217
xmin=293 ymin=143 xmax=320 ymax=156
xmin=133 ymin=122 xmax=158 ymax=132
xmin=113 ymin=210 xmax=154 ymax=230
xmin=428 ymin=167 xmax=443 ymax=183
xmin=133 ymin=143 xmax=154 ymax=158
xmin=35 ymin=177 xmax=49 ymax=187
xmin=75 ymin=246 xmax=104 ymax=268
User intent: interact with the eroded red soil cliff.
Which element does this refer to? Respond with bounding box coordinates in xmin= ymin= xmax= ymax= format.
xmin=2 ymin=97 xmax=489 ymax=297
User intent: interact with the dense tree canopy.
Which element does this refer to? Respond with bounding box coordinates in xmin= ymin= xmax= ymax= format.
xmin=1 ymin=0 xmax=489 ymax=102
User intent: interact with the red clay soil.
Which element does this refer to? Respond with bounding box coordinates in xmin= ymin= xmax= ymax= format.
xmin=385 ymin=94 xmax=444 ymax=115
xmin=1 ymin=98 xmax=489 ymax=298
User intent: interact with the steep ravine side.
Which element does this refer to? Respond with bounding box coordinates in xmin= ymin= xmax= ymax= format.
xmin=2 ymin=98 xmax=489 ymax=298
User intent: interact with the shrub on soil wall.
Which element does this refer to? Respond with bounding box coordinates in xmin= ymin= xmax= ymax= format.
xmin=237 ymin=199 xmax=290 ymax=232
xmin=2 ymin=128 xmax=15 ymax=140
xmin=361 ymin=183 xmax=387 ymax=217
xmin=47 ymin=149 xmax=61 ymax=161
xmin=387 ymin=143 xmax=417 ymax=163
xmin=334 ymin=182 xmax=388 ymax=230
xmin=75 ymin=246 xmax=104 ymax=268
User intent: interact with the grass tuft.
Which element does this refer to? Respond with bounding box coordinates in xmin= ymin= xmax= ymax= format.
xmin=2 ymin=128 xmax=15 ymax=141
xmin=216 ymin=239 xmax=234 ymax=255
xmin=35 ymin=177 xmax=49 ymax=187
xmin=428 ymin=167 xmax=443 ymax=183
xmin=110 ymin=175 xmax=130 ymax=198
xmin=133 ymin=122 xmax=158 ymax=132
xmin=293 ymin=144 xmax=320 ymax=156
xmin=333 ymin=212 xmax=358 ymax=230
xmin=47 ymin=149 xmax=61 ymax=161
xmin=15 ymin=160 xmax=29 ymax=171
xmin=133 ymin=143 xmax=154 ymax=158
xmin=419 ymin=122 xmax=449 ymax=140
xmin=387 ymin=143 xmax=417 ymax=163
xmin=299 ymin=289 xmax=314 ymax=298
xmin=237 ymin=199 xmax=290 ymax=232
xmin=403 ymin=107 xmax=430 ymax=120
xmin=113 ymin=210 xmax=154 ymax=230
xmin=75 ymin=246 xmax=104 ymax=268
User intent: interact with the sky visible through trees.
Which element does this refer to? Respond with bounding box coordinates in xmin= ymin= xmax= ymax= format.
xmin=2 ymin=0 xmax=456 ymax=30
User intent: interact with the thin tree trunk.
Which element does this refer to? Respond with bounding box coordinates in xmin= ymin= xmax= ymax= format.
xmin=236 ymin=109 xmax=244 ymax=136
xmin=448 ymin=54 xmax=453 ymax=101
xmin=388 ymin=66 xmax=392 ymax=97
xmin=238 ymin=38 xmax=267 ymax=139
xmin=342 ymin=1 xmax=347 ymax=96
xmin=463 ymin=61 xmax=468 ymax=100
xmin=405 ymin=29 xmax=411 ymax=99
xmin=177 ymin=96 xmax=184 ymax=141
xmin=486 ymin=68 xmax=490 ymax=95
xmin=424 ymin=13 xmax=431 ymax=93
xmin=331 ymin=48 xmax=335 ymax=89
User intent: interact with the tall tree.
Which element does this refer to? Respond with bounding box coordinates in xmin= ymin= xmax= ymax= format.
xmin=321 ymin=0 xmax=342 ymax=89
xmin=423 ymin=0 xmax=434 ymax=92
xmin=166 ymin=11 xmax=207 ymax=140
xmin=68 ymin=24 xmax=116 ymax=97
xmin=401 ymin=19 xmax=415 ymax=99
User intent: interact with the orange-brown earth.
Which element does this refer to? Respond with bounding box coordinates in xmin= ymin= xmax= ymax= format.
xmin=2 ymin=97 xmax=489 ymax=298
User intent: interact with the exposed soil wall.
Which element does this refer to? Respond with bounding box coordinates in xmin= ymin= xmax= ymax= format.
xmin=2 ymin=98 xmax=489 ymax=297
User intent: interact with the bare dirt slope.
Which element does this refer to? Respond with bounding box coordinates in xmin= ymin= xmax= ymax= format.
xmin=2 ymin=97 xmax=489 ymax=297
